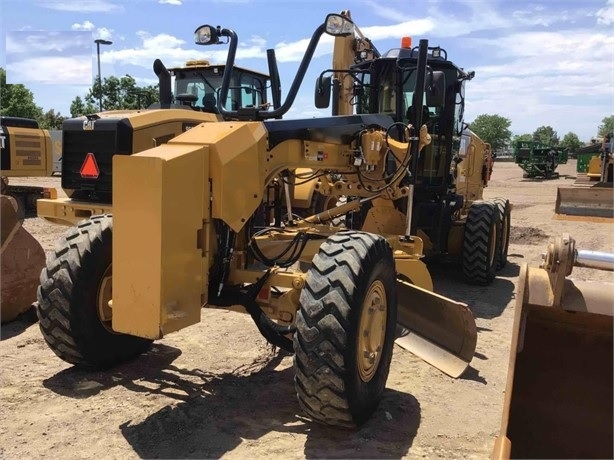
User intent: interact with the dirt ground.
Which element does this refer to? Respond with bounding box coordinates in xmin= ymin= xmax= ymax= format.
xmin=1 ymin=160 xmax=613 ymax=459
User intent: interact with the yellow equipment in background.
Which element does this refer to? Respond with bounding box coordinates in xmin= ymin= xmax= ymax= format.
xmin=36 ymin=12 xmax=485 ymax=428
xmin=492 ymin=234 xmax=613 ymax=459
xmin=555 ymin=132 xmax=613 ymax=221
xmin=0 ymin=116 xmax=57 ymax=218
xmin=0 ymin=194 xmax=46 ymax=323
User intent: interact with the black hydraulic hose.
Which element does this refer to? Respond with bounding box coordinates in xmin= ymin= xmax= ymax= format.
xmin=213 ymin=273 xmax=295 ymax=352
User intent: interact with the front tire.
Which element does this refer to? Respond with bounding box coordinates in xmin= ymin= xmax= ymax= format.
xmin=462 ymin=201 xmax=500 ymax=285
xmin=37 ymin=215 xmax=152 ymax=369
xmin=293 ymin=231 xmax=397 ymax=427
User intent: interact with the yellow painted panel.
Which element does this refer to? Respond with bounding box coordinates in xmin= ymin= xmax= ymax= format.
xmin=112 ymin=143 xmax=207 ymax=339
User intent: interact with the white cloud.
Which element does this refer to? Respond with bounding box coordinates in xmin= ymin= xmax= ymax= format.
xmin=37 ymin=0 xmax=123 ymax=12
xmin=100 ymin=31 xmax=267 ymax=69
xmin=71 ymin=21 xmax=95 ymax=31
xmin=96 ymin=27 xmax=114 ymax=40
xmin=596 ymin=0 xmax=614 ymax=24
xmin=159 ymin=0 xmax=182 ymax=4
xmin=6 ymin=56 xmax=93 ymax=85
xmin=6 ymin=31 xmax=91 ymax=54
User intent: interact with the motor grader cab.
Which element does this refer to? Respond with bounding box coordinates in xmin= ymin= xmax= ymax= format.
xmin=35 ymin=13 xmax=479 ymax=428
xmin=36 ymin=55 xmax=277 ymax=227
xmin=303 ymin=16 xmax=508 ymax=285
xmin=0 ymin=116 xmax=58 ymax=218
xmin=492 ymin=234 xmax=613 ymax=459
xmin=555 ymin=132 xmax=613 ymax=221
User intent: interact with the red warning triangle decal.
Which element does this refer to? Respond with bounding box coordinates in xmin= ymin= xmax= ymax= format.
xmin=80 ymin=152 xmax=100 ymax=179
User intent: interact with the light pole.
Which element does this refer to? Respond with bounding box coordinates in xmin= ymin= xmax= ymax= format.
xmin=94 ymin=39 xmax=113 ymax=111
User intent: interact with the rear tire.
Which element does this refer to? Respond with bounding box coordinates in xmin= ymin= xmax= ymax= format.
xmin=493 ymin=198 xmax=511 ymax=270
xmin=37 ymin=214 xmax=152 ymax=369
xmin=462 ymin=201 xmax=500 ymax=285
xmin=293 ymin=230 xmax=397 ymax=427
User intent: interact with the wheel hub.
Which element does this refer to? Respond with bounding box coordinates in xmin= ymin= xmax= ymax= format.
xmin=97 ymin=265 xmax=113 ymax=332
xmin=357 ymin=280 xmax=387 ymax=383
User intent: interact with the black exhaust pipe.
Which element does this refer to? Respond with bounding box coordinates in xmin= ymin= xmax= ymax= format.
xmin=153 ymin=59 xmax=172 ymax=108
xmin=266 ymin=49 xmax=282 ymax=112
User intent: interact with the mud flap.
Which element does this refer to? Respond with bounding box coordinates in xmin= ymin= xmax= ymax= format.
xmin=0 ymin=195 xmax=46 ymax=323
xmin=394 ymin=279 xmax=477 ymax=378
xmin=554 ymin=185 xmax=613 ymax=220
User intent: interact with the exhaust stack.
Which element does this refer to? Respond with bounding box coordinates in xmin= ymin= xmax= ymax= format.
xmin=153 ymin=59 xmax=172 ymax=108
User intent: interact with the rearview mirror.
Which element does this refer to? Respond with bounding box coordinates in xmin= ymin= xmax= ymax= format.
xmin=426 ymin=71 xmax=446 ymax=107
xmin=314 ymin=76 xmax=331 ymax=109
xmin=324 ymin=14 xmax=355 ymax=36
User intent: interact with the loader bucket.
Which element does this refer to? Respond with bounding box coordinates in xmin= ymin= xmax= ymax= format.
xmin=554 ymin=185 xmax=614 ymax=220
xmin=0 ymin=195 xmax=46 ymax=324
xmin=492 ymin=236 xmax=614 ymax=460
xmin=395 ymin=280 xmax=477 ymax=378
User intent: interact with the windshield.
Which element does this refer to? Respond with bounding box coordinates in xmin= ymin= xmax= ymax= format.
xmin=174 ymin=68 xmax=268 ymax=111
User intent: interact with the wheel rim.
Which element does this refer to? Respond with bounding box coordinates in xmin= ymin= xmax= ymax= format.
xmin=357 ymin=280 xmax=387 ymax=383
xmin=97 ymin=264 xmax=113 ymax=333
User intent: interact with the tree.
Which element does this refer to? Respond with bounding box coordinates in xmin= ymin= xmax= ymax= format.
xmin=70 ymin=96 xmax=97 ymax=118
xmin=38 ymin=109 xmax=66 ymax=130
xmin=560 ymin=132 xmax=582 ymax=153
xmin=513 ymin=133 xmax=533 ymax=143
xmin=532 ymin=125 xmax=559 ymax=145
xmin=0 ymin=67 xmax=44 ymax=120
xmin=468 ymin=114 xmax=512 ymax=152
xmin=598 ymin=115 xmax=614 ymax=136
xmin=71 ymin=75 xmax=160 ymax=114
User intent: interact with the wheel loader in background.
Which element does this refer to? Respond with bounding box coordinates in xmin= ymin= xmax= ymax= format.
xmin=555 ymin=132 xmax=613 ymax=221
xmin=492 ymin=234 xmax=613 ymax=459
xmin=35 ymin=12 xmax=509 ymax=428
xmin=1 ymin=194 xmax=46 ymax=324
xmin=0 ymin=116 xmax=58 ymax=218
xmin=0 ymin=117 xmax=53 ymax=323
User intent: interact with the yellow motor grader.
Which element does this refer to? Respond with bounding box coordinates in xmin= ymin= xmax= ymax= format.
xmin=36 ymin=13 xmax=506 ymax=427
xmin=36 ymin=58 xmax=276 ymax=226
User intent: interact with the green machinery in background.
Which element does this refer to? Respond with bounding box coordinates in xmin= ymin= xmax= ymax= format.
xmin=513 ymin=140 xmax=568 ymax=179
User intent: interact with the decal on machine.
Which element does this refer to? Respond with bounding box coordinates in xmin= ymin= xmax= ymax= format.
xmin=80 ymin=152 xmax=100 ymax=179
xmin=83 ymin=119 xmax=96 ymax=130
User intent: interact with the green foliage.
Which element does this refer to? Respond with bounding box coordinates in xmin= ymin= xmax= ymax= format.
xmin=73 ymin=75 xmax=160 ymax=114
xmin=0 ymin=67 xmax=43 ymax=120
xmin=598 ymin=115 xmax=614 ymax=136
xmin=468 ymin=114 xmax=512 ymax=152
xmin=560 ymin=132 xmax=582 ymax=153
xmin=513 ymin=133 xmax=533 ymax=143
xmin=38 ymin=109 xmax=66 ymax=130
xmin=532 ymin=125 xmax=559 ymax=146
xmin=70 ymin=96 xmax=97 ymax=118
xmin=1 ymin=67 xmax=68 ymax=128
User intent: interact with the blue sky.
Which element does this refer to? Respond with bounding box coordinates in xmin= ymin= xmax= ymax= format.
xmin=0 ymin=0 xmax=612 ymax=141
